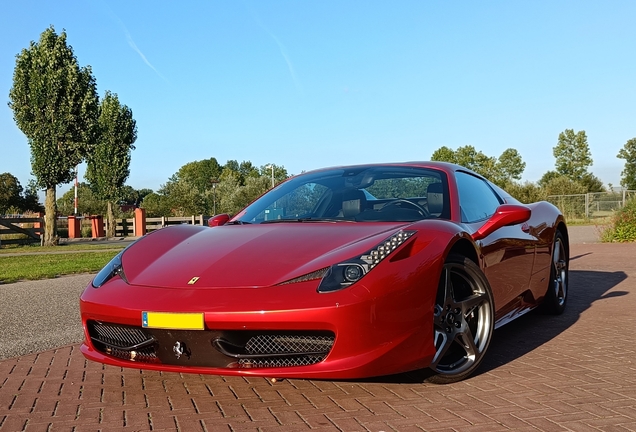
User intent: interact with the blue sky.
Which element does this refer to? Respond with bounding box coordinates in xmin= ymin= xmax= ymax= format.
xmin=1 ymin=1 xmax=635 ymax=194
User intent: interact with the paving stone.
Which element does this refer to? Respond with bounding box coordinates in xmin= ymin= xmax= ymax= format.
xmin=1 ymin=243 xmax=636 ymax=431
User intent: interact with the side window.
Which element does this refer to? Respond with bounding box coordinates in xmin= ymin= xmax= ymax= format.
xmin=455 ymin=172 xmax=502 ymax=223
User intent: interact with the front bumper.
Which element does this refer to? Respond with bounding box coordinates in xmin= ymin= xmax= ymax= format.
xmin=80 ymin=271 xmax=438 ymax=379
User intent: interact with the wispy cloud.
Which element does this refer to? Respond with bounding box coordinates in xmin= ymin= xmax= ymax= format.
xmin=122 ymin=27 xmax=168 ymax=83
xmin=100 ymin=1 xmax=168 ymax=83
xmin=246 ymin=4 xmax=303 ymax=95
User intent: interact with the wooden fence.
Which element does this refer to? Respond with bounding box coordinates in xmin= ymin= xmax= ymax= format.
xmin=0 ymin=216 xmax=43 ymax=246
xmin=0 ymin=213 xmax=207 ymax=246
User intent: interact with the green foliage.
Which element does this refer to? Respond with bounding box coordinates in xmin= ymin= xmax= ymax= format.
xmin=169 ymin=157 xmax=223 ymax=193
xmin=543 ymin=175 xmax=588 ymax=219
xmin=430 ymin=145 xmax=525 ymax=187
xmin=553 ymin=129 xmax=593 ymax=183
xmin=260 ymin=163 xmax=289 ymax=186
xmin=140 ymin=192 xmax=172 ymax=217
xmin=601 ymin=197 xmax=636 ymax=242
xmin=85 ymin=91 xmax=137 ymax=237
xmin=504 ymin=181 xmax=547 ymax=204
xmin=57 ymin=182 xmax=107 ymax=216
xmin=119 ymin=185 xmax=152 ymax=207
xmin=617 ymin=138 xmax=636 ymax=190
xmin=538 ymin=170 xmax=560 ymax=187
xmin=0 ymin=173 xmax=23 ymax=213
xmin=0 ymin=174 xmax=43 ymax=214
xmin=543 ymin=175 xmax=587 ymax=196
xmin=430 ymin=146 xmax=457 ymax=164
xmin=86 ymin=91 xmax=137 ymax=201
xmin=8 ymin=26 xmax=99 ymax=245
xmin=151 ymin=159 xmax=290 ymax=217
xmin=496 ymin=148 xmax=526 ymax=183
xmin=220 ymin=176 xmax=271 ymax=215
xmin=580 ymin=172 xmax=604 ymax=193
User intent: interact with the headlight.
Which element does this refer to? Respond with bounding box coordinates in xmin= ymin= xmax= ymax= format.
xmin=317 ymin=230 xmax=415 ymax=293
xmin=92 ymin=250 xmax=128 ymax=288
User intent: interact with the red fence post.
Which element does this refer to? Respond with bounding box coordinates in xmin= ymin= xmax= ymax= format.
xmin=90 ymin=215 xmax=105 ymax=238
xmin=134 ymin=208 xmax=146 ymax=236
xmin=68 ymin=216 xmax=81 ymax=238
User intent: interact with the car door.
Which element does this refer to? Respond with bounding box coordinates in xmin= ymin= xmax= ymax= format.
xmin=455 ymin=171 xmax=536 ymax=318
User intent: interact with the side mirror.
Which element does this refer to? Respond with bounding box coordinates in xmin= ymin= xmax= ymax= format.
xmin=208 ymin=214 xmax=230 ymax=227
xmin=472 ymin=204 xmax=531 ymax=241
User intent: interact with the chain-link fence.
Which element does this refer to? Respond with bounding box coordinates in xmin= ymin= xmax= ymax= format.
xmin=546 ymin=190 xmax=636 ymax=220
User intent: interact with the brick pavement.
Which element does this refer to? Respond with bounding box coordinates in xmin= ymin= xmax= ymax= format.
xmin=1 ymin=242 xmax=635 ymax=431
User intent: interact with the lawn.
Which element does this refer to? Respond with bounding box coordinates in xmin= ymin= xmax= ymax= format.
xmin=0 ymin=250 xmax=119 ymax=284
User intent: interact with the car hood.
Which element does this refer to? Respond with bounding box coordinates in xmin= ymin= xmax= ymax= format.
xmin=121 ymin=222 xmax=412 ymax=289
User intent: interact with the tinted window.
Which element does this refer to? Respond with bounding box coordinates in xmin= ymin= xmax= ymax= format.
xmin=455 ymin=171 xmax=502 ymax=223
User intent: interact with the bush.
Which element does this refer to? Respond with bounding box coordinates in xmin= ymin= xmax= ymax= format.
xmin=601 ymin=197 xmax=636 ymax=242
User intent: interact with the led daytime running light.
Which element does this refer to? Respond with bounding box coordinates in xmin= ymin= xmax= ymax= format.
xmin=360 ymin=230 xmax=415 ymax=269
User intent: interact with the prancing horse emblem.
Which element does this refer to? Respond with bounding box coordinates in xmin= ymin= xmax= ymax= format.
xmin=187 ymin=276 xmax=200 ymax=285
xmin=173 ymin=341 xmax=184 ymax=359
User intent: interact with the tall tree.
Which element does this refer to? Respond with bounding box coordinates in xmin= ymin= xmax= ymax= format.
xmin=617 ymin=138 xmax=636 ymax=190
xmin=496 ymin=148 xmax=526 ymax=184
xmin=8 ymin=26 xmax=99 ymax=245
xmin=167 ymin=157 xmax=223 ymax=194
xmin=85 ymin=91 xmax=137 ymax=237
xmin=553 ymin=129 xmax=593 ymax=182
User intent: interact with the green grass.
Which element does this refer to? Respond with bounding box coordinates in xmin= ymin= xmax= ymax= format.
xmin=0 ymin=251 xmax=119 ymax=284
xmin=0 ymin=243 xmax=126 ymax=254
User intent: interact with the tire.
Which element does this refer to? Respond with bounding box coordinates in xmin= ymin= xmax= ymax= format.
xmin=542 ymin=230 xmax=568 ymax=315
xmin=426 ymin=254 xmax=494 ymax=384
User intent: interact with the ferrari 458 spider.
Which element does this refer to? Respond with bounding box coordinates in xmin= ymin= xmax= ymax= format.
xmin=80 ymin=162 xmax=569 ymax=383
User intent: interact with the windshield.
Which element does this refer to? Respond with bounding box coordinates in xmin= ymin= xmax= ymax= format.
xmin=235 ymin=166 xmax=449 ymax=223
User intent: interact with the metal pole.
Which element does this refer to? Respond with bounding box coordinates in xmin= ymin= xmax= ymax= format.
xmin=74 ymin=165 xmax=78 ymax=215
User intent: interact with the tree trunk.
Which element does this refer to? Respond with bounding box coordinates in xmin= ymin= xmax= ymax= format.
xmin=43 ymin=187 xmax=58 ymax=246
xmin=107 ymin=201 xmax=116 ymax=238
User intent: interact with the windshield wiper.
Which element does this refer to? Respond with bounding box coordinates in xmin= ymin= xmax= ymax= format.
xmin=226 ymin=220 xmax=251 ymax=225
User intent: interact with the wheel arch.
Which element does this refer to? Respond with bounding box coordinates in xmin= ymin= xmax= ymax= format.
xmin=555 ymin=220 xmax=570 ymax=260
xmin=446 ymin=236 xmax=479 ymax=267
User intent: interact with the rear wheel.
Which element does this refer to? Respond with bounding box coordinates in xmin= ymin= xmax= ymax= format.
xmin=427 ymin=254 xmax=494 ymax=384
xmin=542 ymin=231 xmax=568 ymax=315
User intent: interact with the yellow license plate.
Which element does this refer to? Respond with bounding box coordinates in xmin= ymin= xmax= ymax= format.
xmin=142 ymin=312 xmax=204 ymax=330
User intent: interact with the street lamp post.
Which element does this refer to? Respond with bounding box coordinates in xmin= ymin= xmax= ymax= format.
xmin=211 ymin=179 xmax=218 ymax=215
xmin=266 ymin=164 xmax=275 ymax=188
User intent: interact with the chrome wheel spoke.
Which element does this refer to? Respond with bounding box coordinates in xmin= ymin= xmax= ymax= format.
xmin=457 ymin=326 xmax=478 ymax=359
xmin=430 ymin=330 xmax=452 ymax=368
xmin=459 ymin=292 xmax=487 ymax=315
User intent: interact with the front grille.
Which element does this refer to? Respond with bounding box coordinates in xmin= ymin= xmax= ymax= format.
xmin=239 ymin=354 xmax=326 ymax=368
xmin=89 ymin=322 xmax=153 ymax=348
xmin=219 ymin=332 xmax=335 ymax=369
xmin=88 ymin=321 xmax=158 ymax=363
xmin=245 ymin=334 xmax=335 ymax=355
xmin=87 ymin=321 xmax=335 ymax=369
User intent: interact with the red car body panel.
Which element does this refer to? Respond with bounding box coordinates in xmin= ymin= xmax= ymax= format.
xmin=79 ymin=162 xmax=567 ymax=379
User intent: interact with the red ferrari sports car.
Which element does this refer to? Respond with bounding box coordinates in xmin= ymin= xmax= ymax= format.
xmin=80 ymin=162 xmax=569 ymax=383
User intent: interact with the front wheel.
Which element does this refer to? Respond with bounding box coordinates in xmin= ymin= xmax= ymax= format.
xmin=427 ymin=254 xmax=494 ymax=384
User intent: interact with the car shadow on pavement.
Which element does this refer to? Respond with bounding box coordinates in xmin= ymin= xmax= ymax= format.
xmin=373 ymin=269 xmax=628 ymax=384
